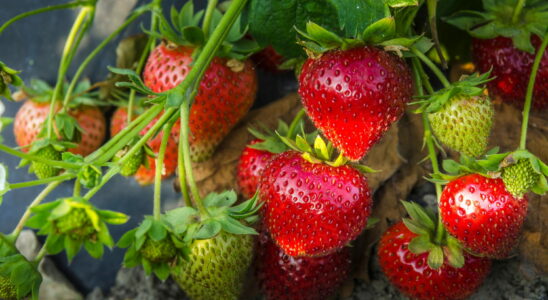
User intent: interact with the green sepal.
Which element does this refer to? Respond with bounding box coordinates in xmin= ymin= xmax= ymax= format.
xmin=385 ymin=0 xmax=419 ymax=7
xmin=402 ymin=218 xmax=429 ymax=236
xmin=401 ymin=201 xmax=436 ymax=231
xmin=445 ymin=0 xmax=548 ymax=53
xmin=365 ymin=217 xmax=380 ymax=229
xmin=77 ymin=164 xmax=102 ymax=189
xmin=194 ymin=219 xmax=222 ymax=240
xmin=0 ymin=236 xmax=42 ymax=300
xmin=361 ymin=17 xmax=396 ymax=44
xmin=413 ymin=71 xmax=493 ymax=114
xmin=108 ymin=66 xmax=159 ymax=96
xmin=0 ymin=61 xmax=23 ymax=101
xmin=427 ymin=245 xmax=444 ymax=269
xmin=21 ymin=78 xmax=105 ymax=108
xmin=445 ymin=235 xmax=465 ymax=268
xmin=408 ymin=235 xmax=434 ymax=254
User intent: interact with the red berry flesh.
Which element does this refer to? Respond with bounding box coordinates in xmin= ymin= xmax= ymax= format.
xmin=378 ymin=222 xmax=492 ymax=300
xmin=440 ymin=174 xmax=528 ymax=259
xmin=259 ymin=151 xmax=371 ymax=257
xmin=236 ymin=139 xmax=275 ymax=199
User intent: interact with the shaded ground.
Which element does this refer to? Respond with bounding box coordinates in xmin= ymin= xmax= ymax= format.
xmin=87 ymin=256 xmax=547 ymax=300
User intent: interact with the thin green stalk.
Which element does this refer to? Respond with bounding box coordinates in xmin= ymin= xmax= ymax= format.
xmin=286 ymin=109 xmax=306 ymax=138
xmin=202 ymin=0 xmax=219 ymax=38
xmin=0 ymin=144 xmax=79 ymax=169
xmin=177 ymin=131 xmax=192 ymax=207
xmin=153 ymin=122 xmax=174 ymax=220
xmin=84 ymin=108 xmax=178 ymax=201
xmin=46 ymin=5 xmax=95 ymax=139
xmin=85 ymin=104 xmax=163 ymax=163
xmin=62 ymin=9 xmax=146 ymax=109
xmin=73 ymin=179 xmax=81 ymax=197
xmin=412 ymin=57 xmax=445 ymax=243
xmin=180 ymin=105 xmax=207 ymax=215
xmin=519 ymin=33 xmax=548 ymax=150
xmin=512 ymin=0 xmax=526 ymax=24
xmin=172 ymin=0 xmax=248 ymax=106
xmin=0 ymin=0 xmax=92 ymax=35
xmin=427 ymin=0 xmax=447 ymax=69
xmin=33 ymin=244 xmax=48 ymax=263
xmin=12 ymin=181 xmax=62 ymax=238
xmin=411 ymin=47 xmax=451 ymax=88
xmin=9 ymin=173 xmax=74 ymax=190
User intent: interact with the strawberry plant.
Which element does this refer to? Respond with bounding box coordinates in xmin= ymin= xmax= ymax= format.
xmin=0 ymin=0 xmax=546 ymax=299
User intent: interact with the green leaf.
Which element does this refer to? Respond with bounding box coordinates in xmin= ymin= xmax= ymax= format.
xmin=427 ymin=246 xmax=444 ymax=269
xmin=117 ymin=228 xmax=137 ymax=248
xmin=402 ymin=218 xmax=429 ymax=236
xmin=136 ymin=218 xmax=153 ymax=239
xmin=384 ymin=0 xmax=418 ymax=7
xmin=194 ymin=220 xmax=222 ymax=239
xmin=164 ymin=207 xmax=198 ymax=235
xmin=246 ymin=0 xmax=341 ymax=58
xmin=408 ymin=235 xmax=433 ymax=254
xmin=329 ymin=0 xmax=389 ymax=37
xmin=182 ymin=26 xmax=205 ymax=45
xmin=361 ymin=17 xmax=396 ymax=44
xmin=401 ymin=201 xmax=435 ymax=231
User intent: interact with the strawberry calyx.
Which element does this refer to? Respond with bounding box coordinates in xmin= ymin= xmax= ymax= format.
xmin=400 ymin=201 xmax=466 ymax=269
xmin=278 ymin=133 xmax=377 ymax=173
xmin=445 ymin=0 xmax=548 ymax=53
xmin=27 ymin=197 xmax=128 ymax=261
xmin=149 ymin=2 xmax=259 ymax=60
xmin=0 ymin=233 xmax=41 ymax=300
xmin=296 ymin=18 xmax=428 ymax=57
xmin=248 ymin=111 xmax=308 ymax=155
xmin=118 ymin=216 xmax=187 ymax=280
xmin=434 ymin=147 xmax=548 ymax=197
xmin=0 ymin=61 xmax=23 ymax=101
xmin=413 ymin=71 xmax=493 ymax=114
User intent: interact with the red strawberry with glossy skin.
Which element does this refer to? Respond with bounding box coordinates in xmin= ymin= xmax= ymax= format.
xmin=14 ymin=100 xmax=106 ymax=156
xmin=236 ymin=139 xmax=275 ymax=199
xmin=439 ymin=174 xmax=528 ymax=259
xmin=298 ymin=46 xmax=413 ymax=161
xmin=473 ymin=36 xmax=548 ymax=109
xmin=256 ymin=233 xmax=351 ymax=300
xmin=143 ymin=43 xmax=257 ymax=161
xmin=110 ymin=107 xmax=180 ymax=185
xmin=258 ymin=150 xmax=371 ymax=257
xmin=378 ymin=222 xmax=492 ymax=300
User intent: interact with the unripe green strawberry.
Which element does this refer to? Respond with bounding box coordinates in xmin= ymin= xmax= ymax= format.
xmin=54 ymin=208 xmax=95 ymax=240
xmin=502 ymin=159 xmax=539 ymax=197
xmin=171 ymin=232 xmax=254 ymax=300
xmin=113 ymin=147 xmax=144 ymax=177
xmin=31 ymin=145 xmax=61 ymax=179
xmin=140 ymin=238 xmax=177 ymax=263
xmin=0 ymin=275 xmax=17 ymax=300
xmin=428 ymin=94 xmax=493 ymax=157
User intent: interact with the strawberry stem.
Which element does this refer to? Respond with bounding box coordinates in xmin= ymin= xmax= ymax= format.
xmin=9 ymin=173 xmax=75 ymax=190
xmin=46 ymin=5 xmax=95 ymax=139
xmin=177 ymin=125 xmax=192 ymax=208
xmin=427 ymin=0 xmax=447 ymax=69
xmin=128 ymin=0 xmax=162 ymax=124
xmin=84 ymin=108 xmax=178 ymax=201
xmin=511 ymin=0 xmax=526 ymax=24
xmin=0 ymin=0 xmax=93 ymax=35
xmin=286 ymin=109 xmax=306 ymax=138
xmin=11 ymin=181 xmax=62 ymax=238
xmin=61 ymin=7 xmax=147 ymax=111
xmin=202 ymin=0 xmax=219 ymax=39
xmin=86 ymin=104 xmax=163 ymax=164
xmin=153 ymin=122 xmax=174 ymax=220
xmin=519 ymin=33 xmax=548 ymax=150
xmin=33 ymin=244 xmax=48 ymax=264
xmin=179 ymin=105 xmax=208 ymax=216
xmin=73 ymin=179 xmax=81 ymax=197
xmin=0 ymin=144 xmax=79 ymax=169
xmin=412 ymin=57 xmax=446 ymax=244
xmin=411 ymin=46 xmax=451 ymax=88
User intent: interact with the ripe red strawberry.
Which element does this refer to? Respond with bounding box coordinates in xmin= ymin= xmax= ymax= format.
xmin=298 ymin=46 xmax=413 ymax=161
xmin=473 ymin=36 xmax=548 ymax=109
xmin=440 ymin=174 xmax=528 ymax=259
xmin=378 ymin=222 xmax=492 ymax=300
xmin=14 ymin=100 xmax=106 ymax=156
xmin=142 ymin=43 xmax=257 ymax=161
xmin=256 ymin=233 xmax=351 ymax=300
xmin=110 ymin=107 xmax=179 ymax=185
xmin=252 ymin=46 xmax=286 ymax=72
xmin=259 ymin=150 xmax=371 ymax=257
xmin=236 ymin=139 xmax=275 ymax=199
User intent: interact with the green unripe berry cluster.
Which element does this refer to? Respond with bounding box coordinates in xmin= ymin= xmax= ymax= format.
xmin=0 ymin=275 xmax=17 ymax=300
xmin=502 ymin=159 xmax=539 ymax=197
xmin=55 ymin=208 xmax=95 ymax=240
xmin=139 ymin=238 xmax=177 ymax=263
